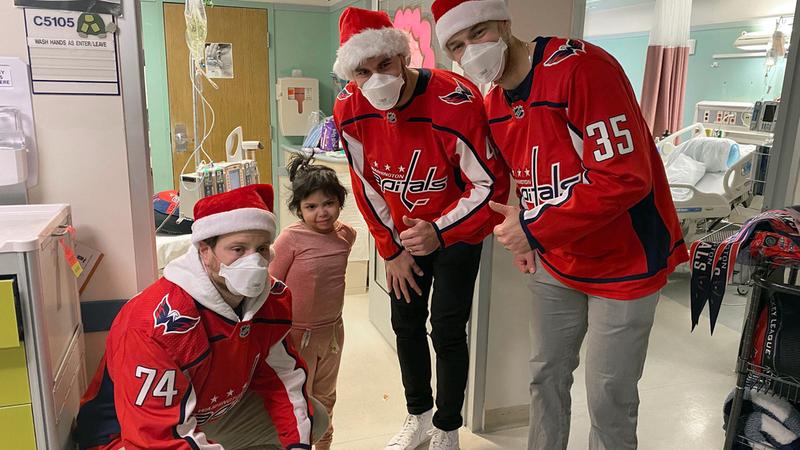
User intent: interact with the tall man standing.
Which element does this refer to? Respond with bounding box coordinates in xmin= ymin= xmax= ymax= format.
xmin=432 ymin=1 xmax=689 ymax=448
xmin=332 ymin=7 xmax=509 ymax=450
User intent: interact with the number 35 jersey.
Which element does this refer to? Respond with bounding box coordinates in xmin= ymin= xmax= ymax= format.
xmin=486 ymin=37 xmax=688 ymax=300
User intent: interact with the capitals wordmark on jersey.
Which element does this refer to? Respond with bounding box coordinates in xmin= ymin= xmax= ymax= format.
xmin=517 ymin=146 xmax=586 ymax=209
xmin=371 ymin=149 xmax=448 ymax=211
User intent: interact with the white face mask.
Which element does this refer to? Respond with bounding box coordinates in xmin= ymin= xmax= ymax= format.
xmin=360 ymin=72 xmax=405 ymax=111
xmin=460 ymin=38 xmax=508 ymax=85
xmin=218 ymin=252 xmax=269 ymax=298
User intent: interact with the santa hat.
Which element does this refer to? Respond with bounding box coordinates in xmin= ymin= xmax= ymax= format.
xmin=191 ymin=184 xmax=277 ymax=246
xmin=333 ymin=7 xmax=410 ymax=80
xmin=432 ymin=0 xmax=510 ymax=49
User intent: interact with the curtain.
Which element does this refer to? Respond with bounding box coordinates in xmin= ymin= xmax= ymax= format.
xmin=640 ymin=0 xmax=692 ymax=138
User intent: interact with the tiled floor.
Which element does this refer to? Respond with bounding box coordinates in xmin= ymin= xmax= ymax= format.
xmin=329 ymin=273 xmax=745 ymax=449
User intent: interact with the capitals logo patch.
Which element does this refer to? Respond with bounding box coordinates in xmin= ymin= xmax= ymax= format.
xmin=153 ymin=295 xmax=200 ymax=335
xmin=336 ymin=86 xmax=353 ymax=101
xmin=544 ymin=39 xmax=586 ymax=67
xmin=439 ymin=79 xmax=475 ymax=105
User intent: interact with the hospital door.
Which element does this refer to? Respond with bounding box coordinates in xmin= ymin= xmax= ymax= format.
xmin=164 ymin=4 xmax=272 ymax=188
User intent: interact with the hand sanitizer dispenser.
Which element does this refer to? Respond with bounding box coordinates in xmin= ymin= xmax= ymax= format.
xmin=0 ymin=107 xmax=28 ymax=186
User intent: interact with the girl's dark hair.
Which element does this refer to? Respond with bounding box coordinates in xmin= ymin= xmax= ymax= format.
xmin=287 ymin=154 xmax=347 ymax=218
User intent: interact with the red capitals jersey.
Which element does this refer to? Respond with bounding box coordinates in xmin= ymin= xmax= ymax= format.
xmin=75 ymin=247 xmax=313 ymax=450
xmin=334 ymin=69 xmax=510 ymax=259
xmin=486 ymin=37 xmax=688 ymax=299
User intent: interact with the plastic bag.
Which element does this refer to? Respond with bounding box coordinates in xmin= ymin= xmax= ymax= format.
xmin=319 ymin=116 xmax=340 ymax=151
xmin=302 ymin=111 xmax=325 ymax=149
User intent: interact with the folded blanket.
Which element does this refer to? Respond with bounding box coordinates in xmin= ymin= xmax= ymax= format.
xmin=678 ymin=137 xmax=741 ymax=172
xmin=666 ymin=153 xmax=706 ymax=201
xmin=724 ymin=388 xmax=800 ymax=449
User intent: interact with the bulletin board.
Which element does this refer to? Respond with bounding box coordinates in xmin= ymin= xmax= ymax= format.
xmin=378 ymin=0 xmax=450 ymax=70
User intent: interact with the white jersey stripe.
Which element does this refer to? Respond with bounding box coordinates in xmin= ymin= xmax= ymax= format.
xmin=174 ymin=380 xmax=222 ymax=449
xmin=434 ymin=137 xmax=493 ymax=231
xmin=568 ymin=124 xmax=584 ymax=159
xmin=266 ymin=338 xmax=312 ymax=444
xmin=342 ymin=131 xmax=401 ymax=246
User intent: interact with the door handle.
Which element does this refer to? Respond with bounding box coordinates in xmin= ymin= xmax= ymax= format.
xmin=174 ymin=123 xmax=189 ymax=152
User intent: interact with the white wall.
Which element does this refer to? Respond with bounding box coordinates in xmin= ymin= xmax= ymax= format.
xmin=585 ymin=0 xmax=796 ymax=37
xmin=0 ymin=3 xmax=154 ymax=373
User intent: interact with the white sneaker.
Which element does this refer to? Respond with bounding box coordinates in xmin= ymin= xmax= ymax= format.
xmin=428 ymin=428 xmax=460 ymax=450
xmin=383 ymin=409 xmax=433 ymax=450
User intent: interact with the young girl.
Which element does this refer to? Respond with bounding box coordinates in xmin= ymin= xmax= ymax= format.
xmin=271 ymin=155 xmax=355 ymax=450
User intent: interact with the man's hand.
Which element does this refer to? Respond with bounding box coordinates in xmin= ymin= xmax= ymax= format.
xmin=385 ymin=250 xmax=424 ymax=303
xmin=489 ymin=201 xmax=533 ymax=256
xmin=399 ymin=216 xmax=441 ymax=256
xmin=513 ymin=251 xmax=536 ymax=274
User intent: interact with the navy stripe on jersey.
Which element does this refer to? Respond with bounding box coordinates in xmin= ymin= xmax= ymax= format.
xmin=340 ymin=113 xmax=382 ymax=128
xmin=253 ymin=318 xmax=293 ymax=325
xmin=504 ymin=37 xmax=552 ymax=105
xmin=407 ymin=117 xmax=496 ymax=233
xmin=532 ymin=36 xmax=552 ymax=67
xmin=181 ymin=347 xmax=211 ymax=371
xmin=396 ymin=69 xmax=431 ymax=111
xmin=75 ymin=367 xmax=120 ymax=450
xmin=531 ymin=101 xmax=568 ymax=109
xmin=407 ymin=117 xmax=496 ymax=182
xmin=196 ymin=302 xmax=237 ymax=326
xmin=539 ymin=242 xmax=684 ymax=284
xmin=628 ymin=190 xmax=672 ymax=274
xmin=567 ymin=121 xmax=583 ymax=138
xmin=209 ymin=334 xmax=226 ymax=343
xmin=489 ymin=115 xmax=513 ymax=124
xmin=519 ymin=210 xmax=545 ymax=252
xmin=172 ymin=385 xmax=201 ymax=450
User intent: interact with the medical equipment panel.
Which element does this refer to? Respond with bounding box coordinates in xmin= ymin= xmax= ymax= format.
xmin=750 ymin=101 xmax=780 ymax=133
xmin=179 ymin=161 xmax=256 ymax=220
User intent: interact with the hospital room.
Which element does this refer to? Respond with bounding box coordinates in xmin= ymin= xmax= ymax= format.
xmin=3 ymin=0 xmax=800 ymax=448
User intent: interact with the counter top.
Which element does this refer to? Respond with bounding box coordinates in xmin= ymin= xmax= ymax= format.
xmin=0 ymin=204 xmax=70 ymax=253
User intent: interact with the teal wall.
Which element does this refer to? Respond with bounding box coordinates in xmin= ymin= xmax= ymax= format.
xmin=141 ymin=1 xmax=173 ymax=193
xmin=586 ymin=33 xmax=650 ymax=102
xmin=141 ymin=0 xmax=366 ymax=191
xmin=588 ymin=23 xmax=787 ymax=130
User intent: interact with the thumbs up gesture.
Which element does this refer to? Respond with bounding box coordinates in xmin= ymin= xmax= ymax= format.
xmin=399 ymin=216 xmax=441 ymax=256
xmin=489 ymin=201 xmax=533 ymax=256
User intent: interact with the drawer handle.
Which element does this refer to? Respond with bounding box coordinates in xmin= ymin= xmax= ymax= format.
xmin=51 ymin=227 xmax=69 ymax=237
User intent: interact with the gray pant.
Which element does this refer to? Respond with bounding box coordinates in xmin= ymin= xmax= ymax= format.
xmin=202 ymin=392 xmax=329 ymax=449
xmin=526 ymin=268 xmax=659 ymax=450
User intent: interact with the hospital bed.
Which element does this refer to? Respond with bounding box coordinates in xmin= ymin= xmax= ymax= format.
xmin=657 ymin=123 xmax=757 ymax=241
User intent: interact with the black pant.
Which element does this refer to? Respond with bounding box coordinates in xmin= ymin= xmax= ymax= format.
xmin=390 ymin=242 xmax=483 ymax=431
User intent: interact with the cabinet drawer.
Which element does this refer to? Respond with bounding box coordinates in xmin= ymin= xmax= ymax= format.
xmin=0 ymin=344 xmax=31 ymax=406
xmin=0 ymin=278 xmax=21 ymax=349
xmin=0 ymin=404 xmax=37 ymax=449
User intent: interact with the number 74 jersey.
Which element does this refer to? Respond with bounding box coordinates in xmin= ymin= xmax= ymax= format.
xmin=486 ymin=36 xmax=688 ymax=300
